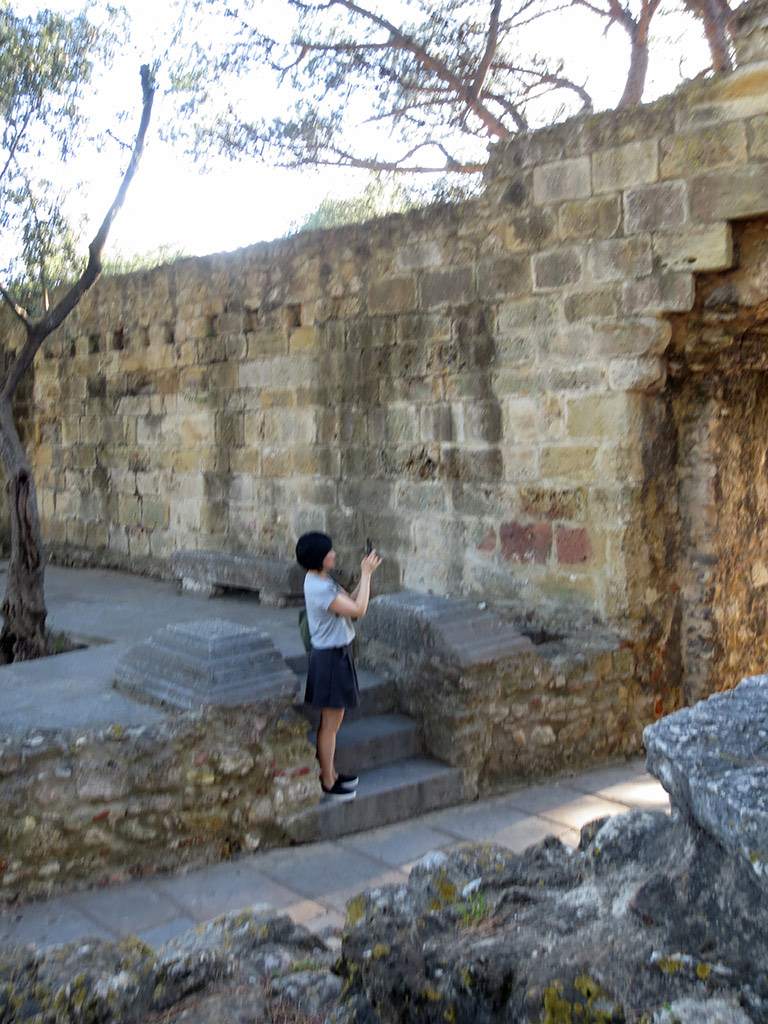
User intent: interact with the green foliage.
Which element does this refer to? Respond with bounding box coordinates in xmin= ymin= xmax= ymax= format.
xmin=102 ymin=244 xmax=189 ymax=275
xmin=0 ymin=2 xmax=119 ymax=312
xmin=296 ymin=176 xmax=415 ymax=231
xmin=295 ymin=172 xmax=483 ymax=231
xmin=455 ymin=887 xmax=488 ymax=926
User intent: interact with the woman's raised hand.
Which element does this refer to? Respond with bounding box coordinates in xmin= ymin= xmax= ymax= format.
xmin=361 ymin=549 xmax=383 ymax=575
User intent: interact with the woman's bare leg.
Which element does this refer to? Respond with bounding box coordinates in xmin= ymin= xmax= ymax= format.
xmin=317 ymin=707 xmax=345 ymax=789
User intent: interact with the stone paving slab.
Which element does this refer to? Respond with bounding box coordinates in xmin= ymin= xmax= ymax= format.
xmin=149 ymin=859 xmax=305 ymax=922
xmin=255 ymin=842 xmax=410 ymax=914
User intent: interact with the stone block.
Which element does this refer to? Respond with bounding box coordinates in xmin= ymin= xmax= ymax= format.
xmin=730 ymin=0 xmax=768 ymax=62
xmin=420 ymin=267 xmax=474 ymax=309
xmin=463 ymin=400 xmax=503 ymax=443
xmin=499 ymin=520 xmax=552 ymax=564
xmin=358 ymin=590 xmax=534 ymax=670
xmin=171 ymin=550 xmax=304 ymax=605
xmin=622 ymin=272 xmax=694 ymax=314
xmin=532 ymin=157 xmax=591 ymax=203
xmin=690 ymin=165 xmax=768 ymax=221
xmin=420 ymin=404 xmax=455 ymax=443
xmin=608 ymin=357 xmax=667 ymax=392
xmin=589 ymin=237 xmax=653 ymax=282
xmin=368 ymin=276 xmax=418 ymax=314
xmin=142 ymin=497 xmax=170 ymax=530
xmin=477 ymin=255 xmax=532 ymax=299
xmin=385 ymin=404 xmax=419 ymax=444
xmin=703 ymin=63 xmax=768 ymax=120
xmin=396 ymin=239 xmax=444 ymax=270
xmin=441 ymin=445 xmax=504 ymax=483
xmin=624 ymin=181 xmax=688 ymax=234
xmin=563 ymin=288 xmax=620 ymax=322
xmin=558 ymin=196 xmax=621 ymax=240
xmin=566 ymin=393 xmax=633 ymax=440
xmin=289 ymin=326 xmax=316 ymax=352
xmin=520 ymin=485 xmax=586 ymax=520
xmin=117 ymin=493 xmax=141 ymax=526
xmin=114 ymin=619 xmax=301 ymax=710
xmin=651 ymin=223 xmax=734 ymax=272
xmin=747 ymin=112 xmax=768 ymax=157
xmin=644 ymin=674 xmax=768 ymax=892
xmin=503 ymin=397 xmax=540 ymax=440
xmin=182 ymin=414 xmax=214 ymax=447
xmin=532 ymin=248 xmax=583 ymax=290
xmin=660 ymin=122 xmax=747 ymax=179
xmin=592 ymin=320 xmax=671 ymax=357
xmin=500 ymin=207 xmax=558 ymax=252
xmin=591 ymin=139 xmax=658 ymax=193
xmin=539 ymin=444 xmax=598 ymax=481
xmin=555 ymin=526 xmax=592 ymax=565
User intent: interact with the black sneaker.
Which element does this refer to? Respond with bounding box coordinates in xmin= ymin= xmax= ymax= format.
xmin=321 ymin=779 xmax=357 ymax=801
xmin=336 ymin=772 xmax=359 ymax=790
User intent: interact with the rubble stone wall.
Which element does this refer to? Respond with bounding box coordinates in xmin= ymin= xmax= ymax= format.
xmin=0 ymin=699 xmax=316 ymax=904
xmin=4 ymin=19 xmax=768 ymax=714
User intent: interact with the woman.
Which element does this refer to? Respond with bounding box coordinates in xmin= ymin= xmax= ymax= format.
xmin=295 ymin=531 xmax=382 ymax=801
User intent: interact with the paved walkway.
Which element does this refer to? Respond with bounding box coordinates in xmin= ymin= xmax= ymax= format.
xmin=0 ymin=563 xmax=669 ymax=950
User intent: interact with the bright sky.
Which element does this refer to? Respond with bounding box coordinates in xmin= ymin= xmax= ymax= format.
xmin=17 ymin=0 xmax=710 ymax=262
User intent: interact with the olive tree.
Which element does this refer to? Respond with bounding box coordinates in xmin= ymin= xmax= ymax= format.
xmin=0 ymin=3 xmax=155 ymax=661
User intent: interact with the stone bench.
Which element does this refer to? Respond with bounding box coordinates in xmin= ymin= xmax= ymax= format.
xmin=170 ymin=550 xmax=304 ymax=607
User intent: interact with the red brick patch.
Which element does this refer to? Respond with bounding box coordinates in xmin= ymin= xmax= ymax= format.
xmin=556 ymin=526 xmax=592 ymax=564
xmin=499 ymin=521 xmax=552 ymax=564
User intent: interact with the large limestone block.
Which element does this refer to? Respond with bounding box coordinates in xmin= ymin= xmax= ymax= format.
xmin=644 ymin=674 xmax=768 ymax=891
xmin=358 ymin=590 xmax=534 ymax=670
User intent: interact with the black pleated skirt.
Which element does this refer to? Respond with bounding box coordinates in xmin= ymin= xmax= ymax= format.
xmin=304 ymin=642 xmax=360 ymax=709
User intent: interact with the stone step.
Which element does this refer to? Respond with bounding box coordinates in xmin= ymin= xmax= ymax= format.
xmin=308 ymin=714 xmax=423 ymax=774
xmin=281 ymin=757 xmax=465 ymax=843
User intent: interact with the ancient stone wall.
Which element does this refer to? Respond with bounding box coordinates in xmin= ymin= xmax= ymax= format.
xmin=4 ymin=8 xmax=768 ymax=708
xmin=0 ymin=699 xmax=316 ymax=904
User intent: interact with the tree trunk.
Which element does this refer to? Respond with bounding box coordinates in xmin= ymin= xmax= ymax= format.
xmin=0 ymin=397 xmax=49 ymax=663
xmin=619 ymin=31 xmax=649 ymax=106
xmin=696 ymin=0 xmax=733 ymax=72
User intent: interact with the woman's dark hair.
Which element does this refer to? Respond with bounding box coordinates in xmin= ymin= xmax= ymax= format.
xmin=296 ymin=531 xmax=333 ymax=571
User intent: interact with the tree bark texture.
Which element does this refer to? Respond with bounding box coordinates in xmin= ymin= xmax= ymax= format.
xmin=0 ymin=400 xmax=48 ymax=662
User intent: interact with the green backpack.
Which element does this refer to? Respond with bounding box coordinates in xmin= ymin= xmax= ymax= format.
xmin=298 ymin=607 xmax=312 ymax=653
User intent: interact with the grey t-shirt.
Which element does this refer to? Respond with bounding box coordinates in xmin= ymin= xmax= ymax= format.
xmin=304 ymin=573 xmax=355 ymax=649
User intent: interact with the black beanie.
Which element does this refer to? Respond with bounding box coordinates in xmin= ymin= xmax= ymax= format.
xmin=296 ymin=531 xmax=333 ymax=571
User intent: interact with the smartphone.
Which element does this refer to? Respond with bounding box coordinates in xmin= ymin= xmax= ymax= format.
xmin=365 ymin=537 xmax=373 ymax=556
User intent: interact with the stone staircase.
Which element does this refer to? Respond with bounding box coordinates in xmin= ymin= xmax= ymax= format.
xmin=283 ymin=659 xmax=465 ymax=842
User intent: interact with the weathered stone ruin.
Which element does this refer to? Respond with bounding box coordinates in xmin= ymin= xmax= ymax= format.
xmin=3 ymin=3 xmax=768 ymax=1013
xmin=1 ymin=673 xmax=765 ymax=1022
xmin=1 ymin=2 xmax=768 ymax=756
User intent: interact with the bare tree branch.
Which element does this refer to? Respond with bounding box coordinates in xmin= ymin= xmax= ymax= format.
xmin=0 ymin=282 xmax=30 ymax=327
xmin=473 ymin=0 xmax=503 ymax=97
xmin=318 ymin=0 xmax=513 ymax=139
xmin=1 ymin=65 xmax=155 ymax=404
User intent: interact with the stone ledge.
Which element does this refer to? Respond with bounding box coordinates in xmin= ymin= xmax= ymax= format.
xmin=359 ymin=590 xmax=535 ymax=670
xmin=170 ymin=549 xmax=304 ymax=606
